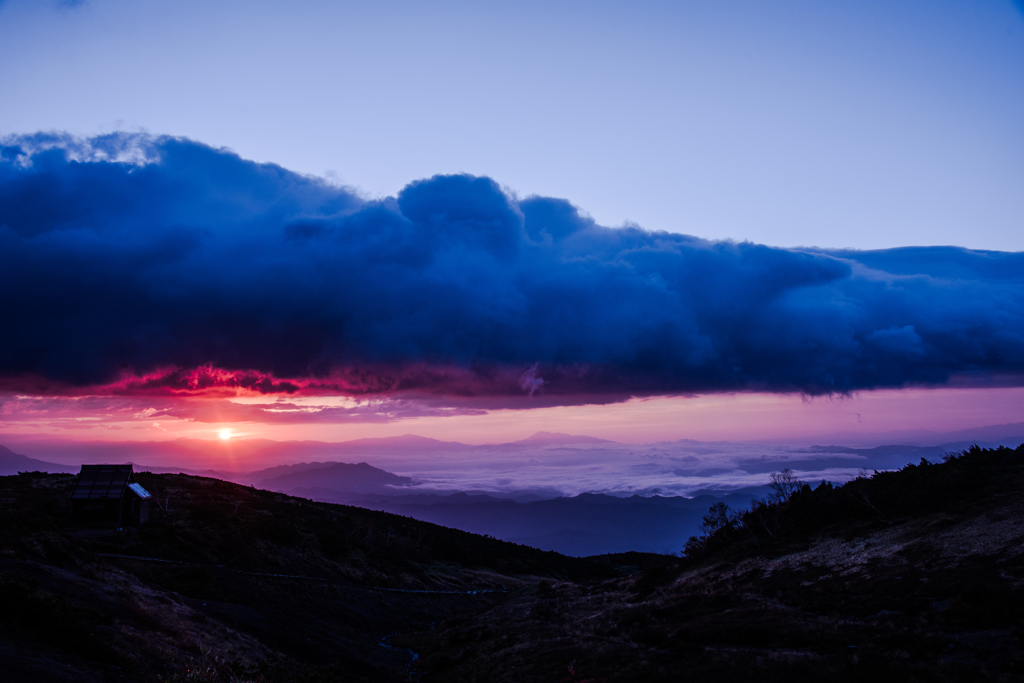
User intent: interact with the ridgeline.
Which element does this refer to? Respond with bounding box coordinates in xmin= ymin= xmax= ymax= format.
xmin=2 ymin=444 xmax=1023 ymax=681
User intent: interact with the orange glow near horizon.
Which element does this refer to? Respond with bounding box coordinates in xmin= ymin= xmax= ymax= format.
xmin=1 ymin=386 xmax=1023 ymax=447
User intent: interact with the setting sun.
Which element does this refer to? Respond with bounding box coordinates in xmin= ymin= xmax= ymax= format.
xmin=218 ymin=429 xmax=231 ymax=440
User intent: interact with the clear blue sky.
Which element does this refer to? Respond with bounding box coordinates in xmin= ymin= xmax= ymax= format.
xmin=1 ymin=0 xmax=1022 ymax=251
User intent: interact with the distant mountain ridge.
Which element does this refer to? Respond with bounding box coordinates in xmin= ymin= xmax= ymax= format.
xmin=6 ymin=431 xmax=1023 ymax=556
xmin=0 ymin=444 xmax=76 ymax=476
xmin=915 ymin=421 xmax=1024 ymax=445
xmin=2 ymin=431 xmax=597 ymax=470
xmin=10 ymin=425 xmax=1023 ymax=475
xmin=303 ymin=433 xmax=476 ymax=452
xmin=255 ymin=461 xmax=415 ymax=494
xmin=510 ymin=431 xmax=617 ymax=446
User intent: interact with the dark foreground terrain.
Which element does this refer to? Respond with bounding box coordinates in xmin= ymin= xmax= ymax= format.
xmin=0 ymin=471 xmax=619 ymax=682
xmin=401 ymin=445 xmax=1024 ymax=682
xmin=3 ymin=444 xmax=1024 ymax=682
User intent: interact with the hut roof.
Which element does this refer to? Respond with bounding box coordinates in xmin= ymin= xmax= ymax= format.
xmin=70 ymin=464 xmax=136 ymax=500
xmin=127 ymin=482 xmax=151 ymax=499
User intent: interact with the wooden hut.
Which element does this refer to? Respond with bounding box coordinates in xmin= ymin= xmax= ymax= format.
xmin=70 ymin=464 xmax=151 ymax=527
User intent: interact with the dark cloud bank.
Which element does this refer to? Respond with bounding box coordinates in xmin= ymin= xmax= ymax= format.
xmin=1 ymin=133 xmax=1022 ymax=402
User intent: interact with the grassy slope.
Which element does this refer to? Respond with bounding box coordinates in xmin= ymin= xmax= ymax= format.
xmin=403 ymin=445 xmax=1024 ymax=682
xmin=0 ymin=472 xmax=618 ymax=683
xmin=4 ymin=446 xmax=1023 ymax=682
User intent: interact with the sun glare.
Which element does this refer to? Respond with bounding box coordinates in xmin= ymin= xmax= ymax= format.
xmin=219 ymin=429 xmax=232 ymax=440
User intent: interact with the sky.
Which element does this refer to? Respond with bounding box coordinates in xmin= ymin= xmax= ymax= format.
xmin=1 ymin=0 xmax=1023 ymax=458
xmin=2 ymin=0 xmax=1023 ymax=249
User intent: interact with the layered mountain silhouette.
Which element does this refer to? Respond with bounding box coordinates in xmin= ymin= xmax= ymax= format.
xmin=0 ymin=444 xmax=75 ymax=476
xmin=7 ymin=426 xmax=1024 ymax=556
xmin=509 ymin=431 xmax=616 ymax=445
xmin=256 ymin=461 xmax=415 ymax=495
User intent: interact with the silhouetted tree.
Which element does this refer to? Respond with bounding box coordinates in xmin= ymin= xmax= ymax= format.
xmin=700 ymin=501 xmax=732 ymax=536
xmin=768 ymin=468 xmax=803 ymax=504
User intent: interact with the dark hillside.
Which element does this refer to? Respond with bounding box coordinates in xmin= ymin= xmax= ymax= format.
xmin=5 ymin=446 xmax=1023 ymax=682
xmin=0 ymin=472 xmax=615 ymax=682
xmin=683 ymin=444 xmax=1024 ymax=560
xmin=402 ymin=445 xmax=1024 ymax=682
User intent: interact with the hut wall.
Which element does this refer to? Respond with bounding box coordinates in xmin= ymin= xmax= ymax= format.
xmin=72 ymin=498 xmax=122 ymax=526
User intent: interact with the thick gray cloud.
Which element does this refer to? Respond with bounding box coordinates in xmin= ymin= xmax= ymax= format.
xmin=1 ymin=133 xmax=1022 ymax=400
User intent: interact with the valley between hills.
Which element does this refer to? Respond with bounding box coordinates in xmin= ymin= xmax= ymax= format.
xmin=2 ymin=444 xmax=1024 ymax=682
